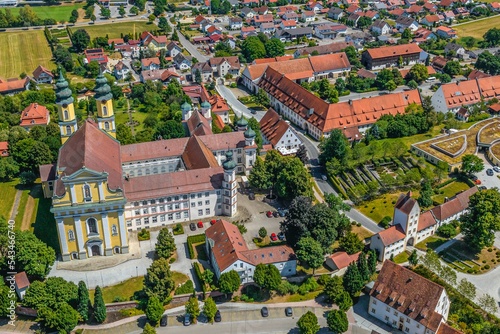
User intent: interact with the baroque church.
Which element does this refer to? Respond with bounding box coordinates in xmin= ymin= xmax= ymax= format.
xmin=40 ymin=71 xmax=257 ymax=261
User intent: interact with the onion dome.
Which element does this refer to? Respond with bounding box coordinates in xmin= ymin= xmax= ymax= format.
xmin=222 ymin=150 xmax=236 ymax=170
xmin=181 ymin=101 xmax=192 ymax=112
xmin=244 ymin=127 xmax=256 ymax=139
xmin=236 ymin=117 xmax=248 ymax=127
xmin=55 ymin=68 xmax=74 ymax=105
xmin=201 ymin=100 xmax=211 ymax=109
xmin=94 ymin=71 xmax=113 ymax=101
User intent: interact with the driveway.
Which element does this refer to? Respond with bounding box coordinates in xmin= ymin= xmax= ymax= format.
xmin=216 ymin=85 xmax=266 ymax=121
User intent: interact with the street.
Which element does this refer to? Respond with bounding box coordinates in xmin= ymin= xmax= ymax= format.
xmin=177 ymin=29 xmax=209 ymax=62
xmin=216 ymin=84 xmax=266 ymax=121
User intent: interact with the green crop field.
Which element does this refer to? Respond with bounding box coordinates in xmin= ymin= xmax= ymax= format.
xmin=0 ymin=30 xmax=54 ymax=79
xmin=71 ymin=21 xmax=155 ymax=40
xmin=9 ymin=4 xmax=82 ymax=23
xmin=454 ymin=15 xmax=500 ymax=39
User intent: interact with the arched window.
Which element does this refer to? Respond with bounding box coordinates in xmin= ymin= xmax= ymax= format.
xmin=87 ymin=218 xmax=98 ymax=234
xmin=103 ymin=106 xmax=108 ymax=116
xmin=63 ymin=110 xmax=69 ymax=120
xmin=83 ymin=184 xmax=92 ymax=202
xmin=104 ymin=122 xmax=110 ymax=130
xmin=68 ymin=230 xmax=75 ymax=241
xmin=111 ymin=224 xmax=118 ymax=235
xmin=66 ymin=125 xmax=72 ymax=135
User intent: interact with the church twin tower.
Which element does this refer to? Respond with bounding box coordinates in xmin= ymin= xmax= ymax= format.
xmin=55 ymin=69 xmax=116 ymax=144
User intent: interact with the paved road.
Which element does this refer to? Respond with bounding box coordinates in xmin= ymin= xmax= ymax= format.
xmin=177 ymin=30 xmax=209 ymax=62
xmin=216 ymin=85 xmax=266 ymax=121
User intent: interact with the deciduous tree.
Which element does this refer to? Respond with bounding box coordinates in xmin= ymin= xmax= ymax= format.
xmin=71 ymin=29 xmax=91 ymax=52
xmin=265 ymin=38 xmax=285 ymax=58
xmin=185 ymin=296 xmax=200 ymax=323
xmin=203 ymin=297 xmax=217 ymax=323
xmin=218 ymin=270 xmax=240 ymax=296
xmin=327 ymin=310 xmax=348 ymax=333
xmin=461 ymin=154 xmax=484 ymax=175
xmin=15 ymin=231 xmax=55 ymax=279
xmin=145 ymin=296 xmax=164 ymax=325
xmin=297 ymin=311 xmax=320 ymax=334
xmin=254 ymin=264 xmax=282 ymax=291
xmin=155 ymin=227 xmax=176 ymax=259
xmin=478 ymin=293 xmax=498 ymax=314
xmin=457 ymin=278 xmax=476 ymax=300
xmin=258 ymin=227 xmax=267 ymax=238
xmin=37 ymin=302 xmax=79 ymax=333
xmin=296 ymin=237 xmax=324 ymax=274
xmin=142 ymin=323 xmax=156 ymax=334
xmin=339 ymin=232 xmax=364 ymax=255
xmin=407 ymin=64 xmax=429 ymax=83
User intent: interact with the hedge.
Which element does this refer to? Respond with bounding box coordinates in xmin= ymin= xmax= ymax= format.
xmin=436 ymin=179 xmax=455 ymax=189
xmin=328 ymin=175 xmax=348 ymax=199
xmin=187 ymin=234 xmax=206 ymax=259
xmin=174 ymin=280 xmax=194 ymax=295
xmin=193 ymin=262 xmax=207 ymax=294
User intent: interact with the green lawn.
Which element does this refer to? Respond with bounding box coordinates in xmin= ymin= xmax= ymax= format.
xmin=33 ymin=195 xmax=59 ymax=254
xmin=0 ymin=180 xmax=19 ymax=220
xmin=377 ymin=125 xmax=443 ymax=152
xmin=14 ymin=188 xmax=30 ymax=230
xmin=393 ymin=251 xmax=410 ymax=264
xmin=71 ymin=21 xmax=156 ymax=40
xmin=415 ymin=235 xmax=448 ymax=251
xmin=454 ymin=15 xmax=500 ymax=39
xmin=0 ymin=30 xmax=54 ymax=79
xmin=115 ymin=110 xmax=149 ymax=133
xmin=91 ymin=277 xmax=144 ymax=304
xmin=10 ymin=4 xmax=82 ymax=23
xmin=432 ymin=181 xmax=471 ymax=205
xmin=357 ymin=191 xmax=420 ymax=224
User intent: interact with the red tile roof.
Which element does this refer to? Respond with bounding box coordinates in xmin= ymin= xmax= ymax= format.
xmin=55 ymin=120 xmax=123 ymax=197
xmin=14 ymin=272 xmax=30 ymax=289
xmin=259 ymin=108 xmax=291 ymax=147
xmin=209 ymin=94 xmax=230 ymax=113
xmin=437 ymin=323 xmax=463 ymax=334
xmin=327 ymin=251 xmax=361 ymax=270
xmin=468 ymin=69 xmax=490 ymax=80
xmin=182 ymin=135 xmax=219 ymax=170
xmin=121 ymin=138 xmax=190 ymax=163
xmin=371 ymin=261 xmax=445 ymax=332
xmin=477 ymin=75 xmax=500 ymax=99
xmin=32 ymin=65 xmax=53 ymax=80
xmin=141 ymin=57 xmax=160 ymax=67
xmin=440 ymin=80 xmax=481 ymax=110
xmin=376 ymin=225 xmax=406 ymax=246
xmin=0 ymin=77 xmax=29 ymax=94
xmin=395 ymin=191 xmax=418 ymax=215
xmin=417 ymin=210 xmax=437 ymax=231
xmin=0 ymin=141 xmax=8 ymax=157
xmin=430 ymin=187 xmax=477 ymax=221
xmin=40 ymin=163 xmax=56 ymax=182
xmin=365 ymin=44 xmax=422 ymax=60
xmin=20 ymin=103 xmax=50 ymax=127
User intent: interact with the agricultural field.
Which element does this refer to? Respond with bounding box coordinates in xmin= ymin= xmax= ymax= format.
xmin=71 ymin=21 xmax=155 ymax=40
xmin=0 ymin=30 xmax=54 ymax=79
xmin=453 ymin=15 xmax=500 ymax=39
xmin=9 ymin=4 xmax=82 ymax=23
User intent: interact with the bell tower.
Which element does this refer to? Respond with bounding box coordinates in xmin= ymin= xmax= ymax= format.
xmin=94 ymin=72 xmax=116 ymax=137
xmin=55 ymin=69 xmax=77 ymax=144
xmin=222 ymin=150 xmax=237 ymax=217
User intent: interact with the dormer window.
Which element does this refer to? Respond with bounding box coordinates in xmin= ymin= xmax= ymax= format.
xmin=83 ymin=184 xmax=92 ymax=202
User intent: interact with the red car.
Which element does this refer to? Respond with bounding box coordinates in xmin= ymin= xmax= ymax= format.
xmin=210 ymin=219 xmax=217 ymax=225
xmin=266 ymin=211 xmax=273 ymax=218
xmin=197 ymin=221 xmax=204 ymax=228
xmin=270 ymin=233 xmax=277 ymax=241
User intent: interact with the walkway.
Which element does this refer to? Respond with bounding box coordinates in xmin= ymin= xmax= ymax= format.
xmin=8 ymin=189 xmax=22 ymax=221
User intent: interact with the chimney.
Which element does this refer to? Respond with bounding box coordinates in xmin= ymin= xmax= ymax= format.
xmin=308 ymin=108 xmax=314 ymax=116
xmin=348 ymin=99 xmax=353 ymax=105
xmin=444 ymin=197 xmax=449 ymax=203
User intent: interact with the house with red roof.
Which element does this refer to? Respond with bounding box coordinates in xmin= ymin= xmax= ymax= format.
xmin=259 ymin=108 xmax=302 ymax=155
xmin=19 ymin=103 xmax=50 ymax=130
xmin=0 ymin=142 xmax=8 ymax=157
xmin=436 ymin=26 xmax=457 ymax=39
xmin=32 ymin=65 xmax=54 ymax=84
xmin=325 ymin=251 xmax=361 ymax=273
xmin=0 ymin=77 xmax=30 ymax=95
xmin=140 ymin=31 xmax=169 ymax=51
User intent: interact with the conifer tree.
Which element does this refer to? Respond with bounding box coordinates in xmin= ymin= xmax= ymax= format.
xmin=357 ymin=254 xmax=370 ymax=282
xmin=93 ymin=286 xmax=107 ymax=323
xmin=367 ymin=250 xmax=377 ymax=275
xmin=343 ymin=262 xmax=364 ymax=296
xmin=77 ymin=281 xmax=90 ymax=322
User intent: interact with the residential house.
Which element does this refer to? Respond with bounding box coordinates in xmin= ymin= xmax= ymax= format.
xmin=370 ymin=188 xmax=477 ymax=261
xmin=362 ymin=43 xmax=423 ymax=70
xmin=348 ymin=13 xmax=362 ymax=26
xmin=444 ymin=43 xmax=467 ymax=59
xmin=345 ymin=31 xmax=374 ymax=46
xmin=84 ymin=48 xmax=108 ymax=67
xmin=431 ymin=56 xmax=448 ymax=72
xmin=406 ymin=4 xmax=423 ymax=14
xmin=282 ymin=11 xmax=299 ymax=22
xmin=423 ymin=2 xmax=438 ymax=13
xmin=395 ymin=17 xmax=419 ymax=32
xmin=363 ymin=11 xmax=379 ymax=20
xmin=281 ymin=19 xmax=297 ymax=30
xmin=0 ymin=77 xmax=30 ymax=95
xmin=274 ymin=27 xmax=313 ymax=42
xmin=206 ymin=25 xmax=222 ymax=36
xmin=191 ymin=62 xmax=213 ymax=82
xmin=442 ymin=10 xmax=455 ymax=23
xmin=327 ymin=7 xmax=345 ymax=20
xmin=194 ymin=14 xmax=208 ymax=28
xmin=314 ymin=24 xmax=345 ymax=39
xmin=468 ymin=69 xmax=490 ymax=80
xmin=306 ymin=1 xmax=323 ymax=13
xmin=140 ymin=69 xmax=182 ymax=84
xmin=242 ymin=0 xmax=259 ymax=6
xmin=256 ymin=5 xmax=269 ymax=15
xmin=302 ymin=10 xmax=316 ymax=23
xmin=439 ymin=0 xmax=453 ymax=7
xmin=167 ymin=42 xmax=182 ymax=58
xmin=325 ymin=252 xmax=360 ymax=273
xmin=368 ymin=261 xmax=460 ymax=334
xmin=240 ymin=7 xmax=255 ymax=19
xmin=174 ymin=53 xmax=193 ymax=71
xmin=259 ymin=108 xmax=302 ymax=155
xmin=454 ymin=7 xmax=470 ymax=17
xmin=229 ymin=17 xmax=243 ymax=30
xmin=388 ymin=8 xmax=405 ymax=17
xmin=437 ymin=26 xmax=457 ymax=39
xmin=260 ymin=22 xmax=276 ymax=34
xmin=488 ymin=2 xmax=500 ymax=12
xmin=356 ymin=68 xmax=377 ymax=79
xmin=14 ymin=272 xmax=30 ymax=300
xmin=371 ymin=20 xmax=391 ymax=35
xmin=252 ymin=14 xmax=274 ymax=27
xmin=421 ymin=14 xmax=440 ymax=26
xmin=32 ymin=65 xmax=54 ymax=84
xmin=19 ymin=103 xmax=50 ymax=130
xmin=140 ymin=31 xmax=168 ymax=51
xmin=414 ymin=28 xmax=437 ymax=43
xmin=209 ymin=56 xmax=240 ymax=77
xmin=346 ymin=4 xmax=360 ymax=14
xmin=113 ymin=61 xmax=130 ymax=80
xmin=456 ymin=107 xmax=470 ymax=121
xmin=141 ymin=57 xmax=161 ymax=71
xmin=242 ymin=26 xmax=257 ymax=38
xmin=0 ymin=142 xmax=8 ymax=157
xmin=205 ymin=220 xmax=297 ymax=284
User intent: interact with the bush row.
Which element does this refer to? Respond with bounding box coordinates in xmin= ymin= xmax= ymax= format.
xmin=187 ymin=234 xmax=206 ymax=259
xmin=193 ymin=262 xmax=207 ymax=294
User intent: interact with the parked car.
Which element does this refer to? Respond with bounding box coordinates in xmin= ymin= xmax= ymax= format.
xmin=285 ymin=307 xmax=293 ymax=317
xmin=321 ymin=175 xmax=327 ymax=181
xmin=160 ymin=315 xmax=168 ymax=327
xmin=197 ymin=221 xmax=204 ymax=228
xmin=214 ymin=310 xmax=221 ymax=322
xmin=184 ymin=314 xmax=191 ymax=326
xmin=270 ymin=233 xmax=278 ymax=241
xmin=278 ymin=232 xmax=286 ymax=241
xmin=272 ymin=211 xmax=280 ymax=218
xmin=278 ymin=209 xmax=286 ymax=217
xmin=494 ymin=166 xmax=500 ymax=173
xmin=479 ymin=186 xmax=487 ymax=190
xmin=266 ymin=211 xmax=273 ymax=218
xmin=475 ymin=179 xmax=482 ymax=185
xmin=210 ymin=219 xmax=217 ymax=225
xmin=261 ymin=307 xmax=269 ymax=317
xmin=487 ymin=169 xmax=494 ymax=176
xmin=189 ymin=223 xmax=196 ymax=231
xmin=249 ymin=192 xmax=255 ymax=200
xmin=470 ymin=175 xmax=478 ymax=181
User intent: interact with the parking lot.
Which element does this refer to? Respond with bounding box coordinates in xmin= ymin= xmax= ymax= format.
xmin=475 ymin=153 xmax=500 ymax=189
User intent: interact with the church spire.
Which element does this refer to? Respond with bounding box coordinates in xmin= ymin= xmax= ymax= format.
xmin=55 ymin=68 xmax=77 ymax=144
xmin=94 ymin=71 xmax=116 ymax=138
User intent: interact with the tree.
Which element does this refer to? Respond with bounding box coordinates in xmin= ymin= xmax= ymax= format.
xmin=93 ymin=286 xmax=107 ymax=323
xmin=296 ymin=237 xmax=324 ymax=274
xmin=155 ymin=227 xmax=176 ymax=259
xmin=295 ymin=144 xmax=308 ymax=164
xmin=185 ymin=296 xmax=200 ymax=323
xmin=130 ymin=6 xmax=139 ymax=15
xmin=0 ymin=279 xmax=11 ymax=317
xmin=155 ymin=120 xmax=185 ymax=139
xmin=460 ymin=189 xmax=500 ymax=250
xmin=402 ymin=28 xmax=412 ymax=40
xmin=71 ymin=29 xmax=90 ymax=52
xmin=461 ymin=154 xmax=484 ymax=175
xmin=275 ymin=157 xmax=313 ymax=200
xmin=324 ymin=276 xmax=342 ymax=302
xmin=194 ymin=69 xmax=202 ymax=84
xmin=408 ymin=250 xmax=418 ymax=266
xmin=297 ymin=311 xmax=320 ymax=334
xmin=15 ymin=230 xmax=55 ymax=279
xmin=335 ymin=290 xmax=353 ymax=311
xmin=100 ymin=7 xmax=111 ymax=19
xmin=148 ymin=14 xmax=156 ymax=23
xmin=254 ymin=264 xmax=282 ymax=291
xmin=327 ymin=310 xmax=348 ymax=334
xmin=437 ymin=224 xmax=458 ymax=238
xmin=325 ymin=193 xmax=351 ymax=212
xmin=201 ymin=269 xmax=214 ymax=286
xmin=319 ymin=129 xmax=349 ymax=165
xmin=475 ymin=51 xmax=500 ymax=75
xmin=118 ymin=5 xmax=126 ymax=17
xmin=241 ymin=36 xmax=266 ymax=62
xmin=258 ymin=227 xmax=267 ymax=238
xmin=265 ymin=38 xmax=285 ymax=58
xmin=0 ymin=157 xmax=19 ymax=180
xmin=143 ymin=323 xmax=157 ymax=334
xmin=483 ymin=27 xmax=500 ymax=47
xmin=357 ymin=254 xmax=370 ymax=282
xmin=77 ymin=281 xmax=90 ymax=322
xmin=478 ymin=294 xmax=498 ymax=314
xmin=37 ymin=302 xmax=79 ymax=333
xmin=417 ymin=180 xmax=433 ymax=207
xmin=254 ymin=88 xmax=269 ymax=107
xmin=218 ymin=270 xmax=240 ymax=296
xmin=158 ymin=17 xmax=171 ymax=33
xmin=116 ymin=124 xmax=135 ymax=145
xmin=280 ymin=196 xmax=313 ymax=248
xmin=339 ymin=232 xmax=364 ymax=254
xmin=145 ymin=296 xmax=164 ymax=325
xmin=443 ymin=61 xmax=461 ymax=76
xmin=343 ymin=262 xmax=364 ymax=296
xmin=457 ymin=278 xmax=476 ymax=300
xmin=10 ymin=138 xmax=52 ymax=173
xmin=144 ymin=258 xmax=175 ymax=302
xmin=203 ymin=297 xmax=217 ymax=323
xmin=407 ymin=64 xmax=429 ymax=83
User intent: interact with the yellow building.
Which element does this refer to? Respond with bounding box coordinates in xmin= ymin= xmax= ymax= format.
xmin=55 ymin=70 xmax=78 ymax=144
xmin=94 ymin=72 xmax=116 ymax=138
xmin=41 ymin=120 xmax=128 ymax=261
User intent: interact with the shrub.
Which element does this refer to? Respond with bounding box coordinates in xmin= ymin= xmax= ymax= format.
xmin=488 ymin=248 xmax=493 ymax=252
xmin=187 ymin=234 xmax=206 ymax=259
xmin=193 ymin=262 xmax=206 ymax=293
xmin=317 ymin=275 xmax=330 ymax=286
xmin=175 ymin=280 xmax=194 ymax=295
xmin=379 ymin=216 xmax=392 ymax=229
xmin=483 ymin=260 xmax=487 ymax=264
xmin=229 ymin=82 xmax=237 ymax=88
xmin=467 ymin=269 xmax=474 ymax=273
xmin=138 ymin=229 xmax=150 ymax=241
xmin=437 ymin=224 xmax=458 ymax=239
xmin=169 ymin=257 xmax=176 ymax=264
xmin=113 ymin=296 xmax=126 ymax=302
xmin=484 ymin=265 xmax=491 ymax=270
xmin=173 ymin=223 xmax=184 ymax=235
xmin=298 ymin=277 xmax=319 ymax=295
xmin=276 ymin=281 xmax=298 ymax=295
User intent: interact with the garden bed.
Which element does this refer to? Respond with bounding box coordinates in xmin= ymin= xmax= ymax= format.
xmin=438 ymin=241 xmax=500 ymax=274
